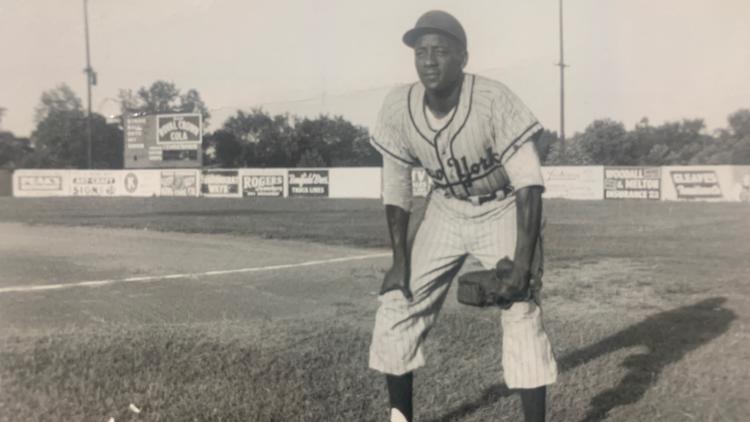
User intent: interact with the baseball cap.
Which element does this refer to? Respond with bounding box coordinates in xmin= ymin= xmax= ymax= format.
xmin=402 ymin=10 xmax=467 ymax=49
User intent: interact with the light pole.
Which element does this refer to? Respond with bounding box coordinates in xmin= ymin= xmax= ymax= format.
xmin=557 ymin=0 xmax=568 ymax=157
xmin=83 ymin=0 xmax=96 ymax=169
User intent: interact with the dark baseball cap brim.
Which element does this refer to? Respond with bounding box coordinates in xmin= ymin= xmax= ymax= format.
xmin=402 ymin=27 xmax=465 ymax=48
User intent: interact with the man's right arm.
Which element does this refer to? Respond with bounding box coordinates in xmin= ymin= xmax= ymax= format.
xmin=380 ymin=158 xmax=414 ymax=300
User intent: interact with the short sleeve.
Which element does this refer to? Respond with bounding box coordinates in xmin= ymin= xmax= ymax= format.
xmin=491 ymin=85 xmax=543 ymax=162
xmin=382 ymin=156 xmax=413 ymax=211
xmin=503 ymin=140 xmax=545 ymax=191
xmin=370 ymin=87 xmax=419 ymax=166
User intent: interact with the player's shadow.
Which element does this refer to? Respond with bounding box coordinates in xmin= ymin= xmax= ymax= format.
xmin=425 ymin=297 xmax=735 ymax=422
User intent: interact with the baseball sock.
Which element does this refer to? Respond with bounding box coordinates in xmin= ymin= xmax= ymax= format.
xmin=520 ymin=386 xmax=546 ymax=422
xmin=386 ymin=372 xmax=413 ymax=422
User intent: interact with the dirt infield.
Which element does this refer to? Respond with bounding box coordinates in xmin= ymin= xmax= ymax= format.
xmin=0 ymin=198 xmax=748 ymax=421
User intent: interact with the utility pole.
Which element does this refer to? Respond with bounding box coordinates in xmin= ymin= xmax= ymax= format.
xmin=557 ymin=0 xmax=567 ymax=156
xmin=83 ymin=0 xmax=95 ymax=169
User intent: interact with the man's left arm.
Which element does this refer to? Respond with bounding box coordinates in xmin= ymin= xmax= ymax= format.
xmin=502 ymin=133 xmax=545 ymax=291
xmin=511 ymin=185 xmax=543 ymax=290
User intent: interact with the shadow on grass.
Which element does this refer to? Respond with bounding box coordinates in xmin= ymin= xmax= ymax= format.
xmin=426 ymin=297 xmax=735 ymax=422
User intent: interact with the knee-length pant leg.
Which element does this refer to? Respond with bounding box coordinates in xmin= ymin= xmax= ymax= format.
xmin=369 ymin=201 xmax=466 ymax=375
xmin=468 ymin=201 xmax=558 ymax=389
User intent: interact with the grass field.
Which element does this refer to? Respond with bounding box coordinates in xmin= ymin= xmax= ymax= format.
xmin=0 ymin=197 xmax=749 ymax=421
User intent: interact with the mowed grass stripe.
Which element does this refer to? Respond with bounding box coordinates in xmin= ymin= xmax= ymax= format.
xmin=0 ymin=252 xmax=390 ymax=294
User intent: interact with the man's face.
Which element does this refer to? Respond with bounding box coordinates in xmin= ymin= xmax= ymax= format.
xmin=413 ymin=32 xmax=467 ymax=94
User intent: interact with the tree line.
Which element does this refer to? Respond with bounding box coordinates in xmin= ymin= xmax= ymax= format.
xmin=1 ymin=81 xmax=749 ymax=169
xmin=536 ymin=112 xmax=750 ymax=166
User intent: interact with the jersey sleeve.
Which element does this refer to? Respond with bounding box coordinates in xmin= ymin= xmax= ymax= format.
xmin=370 ymin=87 xmax=420 ymax=167
xmin=381 ymin=156 xmax=413 ymax=211
xmin=491 ymin=85 xmax=544 ymax=162
xmin=503 ymin=140 xmax=545 ymax=191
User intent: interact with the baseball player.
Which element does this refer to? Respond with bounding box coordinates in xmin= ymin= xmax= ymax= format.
xmin=369 ymin=10 xmax=558 ymax=422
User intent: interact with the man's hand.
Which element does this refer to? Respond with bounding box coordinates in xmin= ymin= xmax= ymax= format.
xmin=380 ymin=261 xmax=413 ymax=301
xmin=505 ymin=262 xmax=532 ymax=302
xmin=457 ymin=258 xmax=529 ymax=308
xmin=382 ymin=204 xmax=413 ymax=301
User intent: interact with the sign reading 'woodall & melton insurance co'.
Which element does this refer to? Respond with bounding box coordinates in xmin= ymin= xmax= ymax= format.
xmin=604 ymin=167 xmax=661 ymax=200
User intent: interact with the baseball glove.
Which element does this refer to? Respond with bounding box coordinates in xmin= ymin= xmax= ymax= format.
xmin=457 ymin=233 xmax=544 ymax=309
xmin=457 ymin=258 xmax=530 ymax=309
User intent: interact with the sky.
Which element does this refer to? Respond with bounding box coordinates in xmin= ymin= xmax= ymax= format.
xmin=1 ymin=0 xmax=749 ymax=138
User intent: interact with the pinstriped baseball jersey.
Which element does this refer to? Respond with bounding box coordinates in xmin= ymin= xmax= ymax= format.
xmin=369 ymin=72 xmax=558 ymax=391
xmin=371 ymin=73 xmax=544 ymax=198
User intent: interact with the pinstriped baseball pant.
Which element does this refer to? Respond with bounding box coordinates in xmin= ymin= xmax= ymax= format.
xmin=369 ymin=193 xmax=558 ymax=389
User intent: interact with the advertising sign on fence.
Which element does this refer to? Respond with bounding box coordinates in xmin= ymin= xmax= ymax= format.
xmin=201 ymin=170 xmax=241 ymax=198
xmin=542 ymin=166 xmax=604 ymax=200
xmin=670 ymin=170 xmax=722 ymax=199
xmin=70 ymin=171 xmax=161 ymax=197
xmin=733 ymin=166 xmax=750 ymax=202
xmin=242 ymin=172 xmax=285 ymax=197
xmin=161 ymin=170 xmax=199 ymax=197
xmin=288 ymin=169 xmax=329 ymax=197
xmin=19 ymin=174 xmax=64 ymax=192
xmin=411 ymin=168 xmax=433 ymax=197
xmin=660 ymin=166 xmax=745 ymax=201
xmin=13 ymin=170 xmax=68 ymax=197
xmin=201 ymin=170 xmax=240 ymax=197
xmin=661 ymin=167 xmax=724 ymax=201
xmin=604 ymin=167 xmax=661 ymax=200
xmin=70 ymin=172 xmax=119 ymax=196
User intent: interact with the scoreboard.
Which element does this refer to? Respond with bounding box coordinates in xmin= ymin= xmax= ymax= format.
xmin=124 ymin=113 xmax=202 ymax=168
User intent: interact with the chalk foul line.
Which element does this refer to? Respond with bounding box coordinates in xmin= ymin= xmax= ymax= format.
xmin=0 ymin=252 xmax=391 ymax=294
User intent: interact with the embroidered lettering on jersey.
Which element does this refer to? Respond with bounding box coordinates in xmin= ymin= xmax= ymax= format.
xmin=370 ymin=73 xmax=543 ymax=196
xmin=447 ymin=147 xmax=502 ymax=184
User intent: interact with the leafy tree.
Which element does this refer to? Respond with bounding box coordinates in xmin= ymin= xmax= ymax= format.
xmin=652 ymin=119 xmax=708 ymax=165
xmin=293 ymin=115 xmax=377 ymax=167
xmin=694 ymin=109 xmax=750 ymax=164
xmin=297 ymin=148 xmax=327 ymax=167
xmin=30 ymin=85 xmax=122 ymax=168
xmin=208 ymin=130 xmax=243 ymax=167
xmin=544 ymin=133 xmax=593 ymax=165
xmin=119 ymin=81 xmax=210 ymax=124
xmin=34 ymin=84 xmax=83 ymax=124
xmin=534 ymin=129 xmax=558 ymax=164
xmin=221 ymin=109 xmax=297 ymax=167
xmin=0 ymin=131 xmax=32 ymax=169
xmin=577 ymin=119 xmax=632 ymax=165
xmin=0 ymin=107 xmax=33 ymax=168
xmin=90 ymin=114 xmax=124 ymax=168
xmin=728 ymin=109 xmax=750 ymax=138
xmin=351 ymin=134 xmax=382 ymax=167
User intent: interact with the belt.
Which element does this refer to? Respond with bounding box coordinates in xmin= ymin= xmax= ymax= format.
xmin=440 ymin=187 xmax=513 ymax=205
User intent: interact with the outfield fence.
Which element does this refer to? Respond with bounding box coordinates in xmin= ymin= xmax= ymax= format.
xmin=10 ymin=165 xmax=750 ymax=202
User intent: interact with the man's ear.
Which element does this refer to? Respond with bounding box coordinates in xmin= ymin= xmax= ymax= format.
xmin=461 ymin=51 xmax=469 ymax=69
